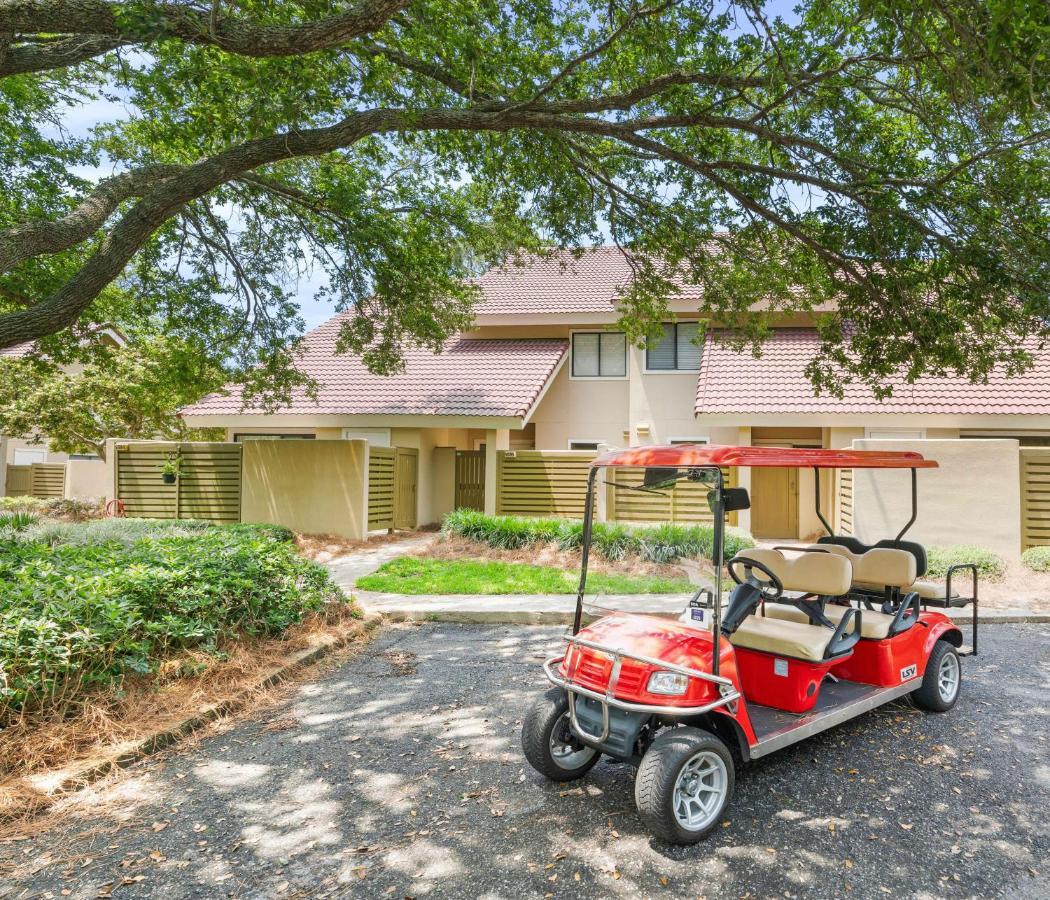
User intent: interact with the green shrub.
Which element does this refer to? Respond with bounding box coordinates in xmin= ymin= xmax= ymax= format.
xmin=1021 ymin=545 xmax=1050 ymax=572
xmin=441 ymin=509 xmax=757 ymax=564
xmin=0 ymin=496 xmax=104 ymax=520
xmin=0 ymin=526 xmax=347 ymax=723
xmin=925 ymin=545 xmax=1005 ymax=579
xmin=5 ymin=517 xmax=291 ymax=549
xmin=0 ymin=511 xmax=38 ymax=530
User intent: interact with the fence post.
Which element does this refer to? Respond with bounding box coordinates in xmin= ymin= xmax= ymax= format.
xmin=483 ymin=429 xmax=509 ymax=515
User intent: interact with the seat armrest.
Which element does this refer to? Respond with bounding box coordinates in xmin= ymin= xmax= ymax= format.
xmin=888 ymin=592 xmax=920 ymax=636
xmin=824 ymin=608 xmax=861 ymax=658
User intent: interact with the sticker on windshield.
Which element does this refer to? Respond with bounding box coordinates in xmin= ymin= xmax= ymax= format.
xmin=900 ymin=664 xmax=918 ymax=681
xmin=690 ymin=608 xmax=706 ymax=622
xmin=774 ymin=658 xmax=789 ymax=677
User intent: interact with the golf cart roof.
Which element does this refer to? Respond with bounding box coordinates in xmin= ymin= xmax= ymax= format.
xmin=591 ymin=444 xmax=938 ymax=470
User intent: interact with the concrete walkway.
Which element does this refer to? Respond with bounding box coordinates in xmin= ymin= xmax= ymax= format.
xmin=355 ymin=589 xmax=1048 ymax=625
xmin=324 ymin=534 xmax=435 ymax=592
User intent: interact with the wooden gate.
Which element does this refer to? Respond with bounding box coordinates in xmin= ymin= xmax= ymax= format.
xmin=367 ymin=447 xmax=396 ymax=530
xmin=115 ymin=442 xmax=242 ymax=523
xmin=1020 ymin=448 xmax=1050 ymax=549
xmin=4 ymin=464 xmax=31 ymax=497
xmin=394 ymin=447 xmax=418 ymax=529
xmin=454 ymin=450 xmax=485 ymax=510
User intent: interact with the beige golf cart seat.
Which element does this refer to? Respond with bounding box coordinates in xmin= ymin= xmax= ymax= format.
xmin=726 ymin=549 xmax=858 ymax=662
xmin=762 ymin=546 xmax=917 ymax=640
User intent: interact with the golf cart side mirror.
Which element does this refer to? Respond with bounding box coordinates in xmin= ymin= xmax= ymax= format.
xmin=709 ymin=487 xmax=750 ymax=513
xmin=643 ymin=467 xmax=680 ymax=490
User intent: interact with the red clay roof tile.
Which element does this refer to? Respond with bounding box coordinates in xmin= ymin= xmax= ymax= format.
xmin=182 ymin=314 xmax=568 ymax=418
xmin=695 ymin=328 xmax=1050 ymax=416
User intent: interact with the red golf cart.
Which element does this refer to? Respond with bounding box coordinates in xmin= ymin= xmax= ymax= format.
xmin=522 ymin=445 xmax=978 ymax=844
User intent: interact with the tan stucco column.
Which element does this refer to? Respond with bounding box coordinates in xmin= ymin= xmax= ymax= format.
xmin=483 ymin=428 xmax=510 ymax=515
xmin=104 ymin=438 xmax=120 ymax=502
xmin=0 ymin=435 xmax=7 ymax=497
xmin=735 ymin=426 xmax=752 ymax=534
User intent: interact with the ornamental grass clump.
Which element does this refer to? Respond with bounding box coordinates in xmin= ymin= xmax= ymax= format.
xmin=0 ymin=525 xmax=346 ymax=725
xmin=1021 ymin=546 xmax=1050 ymax=572
xmin=441 ymin=510 xmax=756 ymax=564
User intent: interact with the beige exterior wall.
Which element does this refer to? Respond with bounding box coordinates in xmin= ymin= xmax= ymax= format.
xmin=241 ymin=439 xmax=368 ymax=539
xmin=529 ymin=362 xmax=630 ymax=449
xmin=65 ymin=459 xmax=109 ymax=500
xmin=852 ymin=438 xmax=1021 ymax=558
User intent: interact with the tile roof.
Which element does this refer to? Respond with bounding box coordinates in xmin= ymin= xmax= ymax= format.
xmin=695 ymin=328 xmax=1050 ymax=416
xmin=182 ymin=314 xmax=568 ymax=418
xmin=472 ymin=247 xmax=706 ymax=315
xmin=0 ymin=341 xmax=33 ymax=358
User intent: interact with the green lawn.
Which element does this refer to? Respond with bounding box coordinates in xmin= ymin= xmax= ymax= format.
xmin=355 ymin=556 xmax=693 ymax=595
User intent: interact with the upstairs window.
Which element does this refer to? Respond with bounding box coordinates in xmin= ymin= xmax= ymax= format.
xmin=572 ymin=332 xmax=627 ymax=378
xmin=646 ymin=322 xmax=702 ymax=371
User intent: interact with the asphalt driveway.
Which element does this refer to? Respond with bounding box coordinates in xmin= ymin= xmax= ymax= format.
xmin=2 ymin=623 xmax=1048 ymax=899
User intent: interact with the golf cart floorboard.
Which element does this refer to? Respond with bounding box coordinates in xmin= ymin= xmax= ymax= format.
xmin=747 ymin=678 xmax=917 ymax=759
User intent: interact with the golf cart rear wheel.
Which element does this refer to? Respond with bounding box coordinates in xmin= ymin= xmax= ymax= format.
xmin=913 ymin=639 xmax=961 ymax=712
xmin=634 ymin=726 xmax=734 ymax=844
xmin=522 ymin=688 xmax=600 ymax=781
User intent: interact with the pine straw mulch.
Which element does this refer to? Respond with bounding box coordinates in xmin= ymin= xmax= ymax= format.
xmin=294 ymin=528 xmax=436 ymax=563
xmin=0 ymin=603 xmax=375 ymax=827
xmin=417 ymin=533 xmax=700 ymax=581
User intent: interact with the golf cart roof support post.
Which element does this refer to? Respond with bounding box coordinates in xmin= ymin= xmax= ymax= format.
xmin=710 ymin=467 xmax=725 ymax=678
xmin=896 ymin=468 xmax=919 ymax=541
xmin=573 ymin=465 xmax=599 ymax=635
xmin=813 ymin=465 xmax=834 ymax=537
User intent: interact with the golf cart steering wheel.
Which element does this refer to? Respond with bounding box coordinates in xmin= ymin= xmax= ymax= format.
xmin=727 ymin=556 xmax=785 ymax=603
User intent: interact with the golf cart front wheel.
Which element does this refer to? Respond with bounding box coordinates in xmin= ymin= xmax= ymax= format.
xmin=522 ymin=688 xmax=600 ymax=781
xmin=634 ymin=726 xmax=734 ymax=844
xmin=913 ymin=639 xmax=961 ymax=712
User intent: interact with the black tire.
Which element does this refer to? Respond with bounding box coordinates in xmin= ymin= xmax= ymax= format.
xmin=912 ymin=639 xmax=961 ymax=712
xmin=634 ymin=726 xmax=734 ymax=845
xmin=521 ymin=688 xmax=600 ymax=781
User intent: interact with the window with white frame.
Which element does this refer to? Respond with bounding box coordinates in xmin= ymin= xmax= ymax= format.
xmin=646 ymin=322 xmax=702 ymax=371
xmin=669 ymin=436 xmax=710 ymax=445
xmin=568 ymin=439 xmax=602 ymax=451
xmin=571 ymin=332 xmax=627 ymax=377
xmin=13 ymin=448 xmax=47 ymax=465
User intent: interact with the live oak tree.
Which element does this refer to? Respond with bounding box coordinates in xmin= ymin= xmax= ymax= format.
xmin=1 ymin=0 xmax=1048 ymax=401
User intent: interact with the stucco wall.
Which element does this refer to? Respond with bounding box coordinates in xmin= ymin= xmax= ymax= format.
xmin=65 ymin=459 xmax=109 ymax=500
xmin=852 ymin=438 xmax=1021 ymax=558
xmin=241 ymin=439 xmax=368 ymax=539
xmin=529 ymin=362 xmax=630 ymax=449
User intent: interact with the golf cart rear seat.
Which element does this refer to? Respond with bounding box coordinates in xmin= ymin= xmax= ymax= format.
xmin=762 ymin=545 xmax=919 ymax=639
xmin=727 ymin=548 xmax=860 ymax=662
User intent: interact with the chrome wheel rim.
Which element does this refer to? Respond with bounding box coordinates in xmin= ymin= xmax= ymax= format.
xmin=938 ymin=651 xmax=960 ymax=702
xmin=549 ymin=712 xmax=597 ymax=770
xmin=672 ymin=750 xmax=728 ymax=832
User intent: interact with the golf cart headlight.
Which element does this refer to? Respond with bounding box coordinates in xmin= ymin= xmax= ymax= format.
xmin=647 ymin=671 xmax=689 ymax=695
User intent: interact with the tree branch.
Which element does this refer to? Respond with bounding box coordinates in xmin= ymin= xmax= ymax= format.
xmin=0 ymin=32 xmax=127 ymax=76
xmin=0 ymin=0 xmax=407 ymax=64
xmin=0 ymin=164 xmax=184 ymax=274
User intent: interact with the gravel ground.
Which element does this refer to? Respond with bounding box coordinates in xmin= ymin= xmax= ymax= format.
xmin=1 ymin=623 xmax=1047 ymax=900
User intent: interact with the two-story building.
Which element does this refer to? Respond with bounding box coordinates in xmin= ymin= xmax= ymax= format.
xmin=181 ymin=248 xmax=1050 ymax=542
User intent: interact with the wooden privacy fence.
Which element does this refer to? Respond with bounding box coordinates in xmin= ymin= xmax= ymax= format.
xmin=4 ymin=464 xmax=31 ymax=497
xmin=4 ymin=463 xmax=65 ymax=499
xmin=115 ymin=442 xmax=242 ymax=523
xmin=837 ymin=468 xmax=854 ymax=535
xmin=1020 ymin=448 xmax=1050 ymax=549
xmin=495 ymin=450 xmax=596 ymax=518
xmin=454 ymin=450 xmax=485 ymax=511
xmin=612 ymin=467 xmax=738 ymax=526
